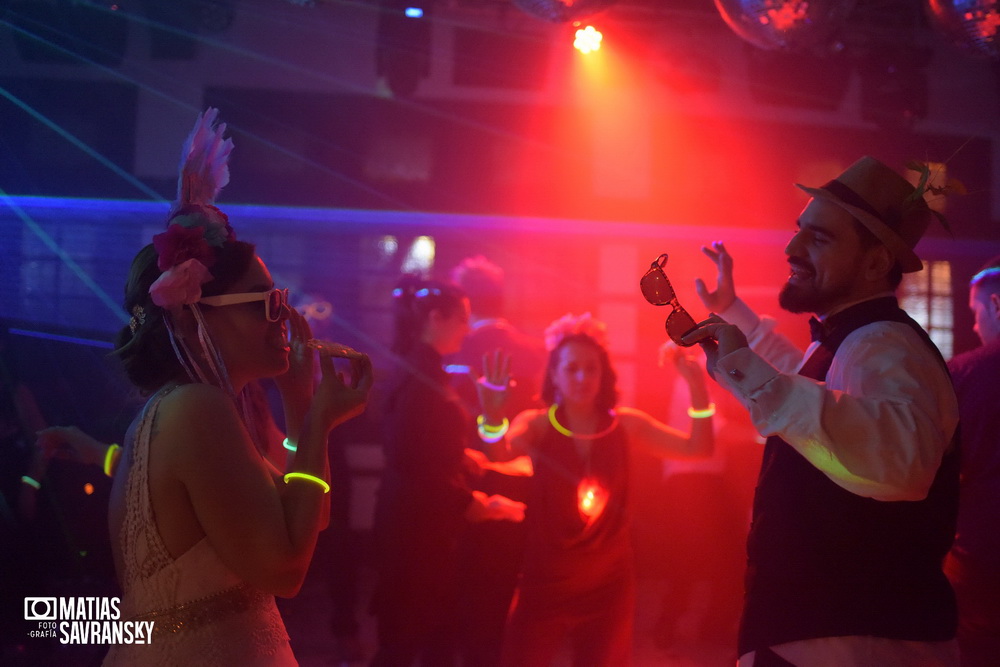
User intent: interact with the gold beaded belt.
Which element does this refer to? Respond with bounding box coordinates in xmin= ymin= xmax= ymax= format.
xmin=128 ymin=584 xmax=271 ymax=639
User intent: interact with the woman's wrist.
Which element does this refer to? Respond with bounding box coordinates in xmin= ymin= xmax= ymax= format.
xmin=104 ymin=444 xmax=122 ymax=477
xmin=688 ymin=386 xmax=711 ymax=409
xmin=477 ymin=415 xmax=509 ymax=443
xmin=291 ymin=415 xmax=332 ymax=473
xmin=283 ymin=472 xmax=330 ymax=493
xmin=687 ymin=403 xmax=716 ymax=419
xmin=477 ymin=377 xmax=508 ymax=393
xmin=280 ymin=397 xmax=310 ymax=442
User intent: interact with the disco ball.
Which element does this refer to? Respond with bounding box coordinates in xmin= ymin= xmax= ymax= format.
xmin=925 ymin=0 xmax=1000 ymax=59
xmin=512 ymin=0 xmax=618 ymax=23
xmin=714 ymin=0 xmax=857 ymax=51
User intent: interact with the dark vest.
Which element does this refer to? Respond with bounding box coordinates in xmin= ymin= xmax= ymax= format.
xmin=738 ymin=297 xmax=959 ymax=655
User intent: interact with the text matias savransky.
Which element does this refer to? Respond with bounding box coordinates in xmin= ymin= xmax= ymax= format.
xmin=25 ymin=596 xmax=154 ymax=645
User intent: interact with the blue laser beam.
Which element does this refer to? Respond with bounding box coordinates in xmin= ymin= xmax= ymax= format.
xmin=0 ymin=189 xmax=128 ymax=324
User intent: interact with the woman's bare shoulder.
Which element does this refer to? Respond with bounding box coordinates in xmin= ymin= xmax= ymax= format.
xmin=152 ymin=384 xmax=248 ymax=460
xmin=157 ymin=383 xmax=235 ymax=419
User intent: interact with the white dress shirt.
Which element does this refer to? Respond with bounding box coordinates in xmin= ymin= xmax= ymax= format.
xmin=715 ymin=297 xmax=958 ymax=501
xmin=716 ymin=297 xmax=960 ymax=666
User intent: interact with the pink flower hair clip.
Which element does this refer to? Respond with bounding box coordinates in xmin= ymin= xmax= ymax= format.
xmin=544 ymin=312 xmax=609 ymax=351
xmin=148 ymin=108 xmax=235 ymax=309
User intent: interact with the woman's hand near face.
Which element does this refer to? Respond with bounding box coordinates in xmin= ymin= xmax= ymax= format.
xmin=274 ymin=308 xmax=315 ymax=402
xmin=310 ymin=351 xmax=374 ymax=431
xmin=273 ymin=308 xmax=316 ymax=449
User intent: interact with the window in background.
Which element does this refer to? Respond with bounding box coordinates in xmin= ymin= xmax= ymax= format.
xmin=900 ymin=259 xmax=953 ymax=360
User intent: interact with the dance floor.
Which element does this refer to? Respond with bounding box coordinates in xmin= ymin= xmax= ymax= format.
xmin=280 ymin=529 xmax=737 ymax=667
xmin=6 ymin=526 xmax=737 ymax=666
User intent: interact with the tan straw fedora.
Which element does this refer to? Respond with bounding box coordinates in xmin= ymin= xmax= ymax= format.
xmin=796 ymin=156 xmax=934 ymax=273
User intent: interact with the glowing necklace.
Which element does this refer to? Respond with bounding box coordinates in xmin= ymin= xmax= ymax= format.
xmin=547 ymin=404 xmax=619 ymax=441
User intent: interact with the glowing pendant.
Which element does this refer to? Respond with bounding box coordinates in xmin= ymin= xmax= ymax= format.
xmin=577 ymin=478 xmax=608 ymax=523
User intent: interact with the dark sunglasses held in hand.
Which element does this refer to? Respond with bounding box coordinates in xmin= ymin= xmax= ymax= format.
xmin=640 ymin=254 xmax=698 ymax=347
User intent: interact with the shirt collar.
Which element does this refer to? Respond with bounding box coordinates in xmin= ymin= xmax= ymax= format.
xmin=819 ymin=291 xmax=895 ymax=322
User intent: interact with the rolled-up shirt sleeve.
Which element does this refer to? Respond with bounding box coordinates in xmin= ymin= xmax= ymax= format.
xmin=718 ymin=298 xmax=804 ymax=373
xmin=713 ymin=300 xmax=959 ymax=502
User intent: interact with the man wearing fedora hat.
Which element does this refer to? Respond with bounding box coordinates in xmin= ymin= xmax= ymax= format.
xmin=682 ymin=156 xmax=960 ymax=666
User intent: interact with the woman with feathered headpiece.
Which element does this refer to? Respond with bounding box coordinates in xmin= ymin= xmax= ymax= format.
xmin=103 ymin=109 xmax=373 ymax=665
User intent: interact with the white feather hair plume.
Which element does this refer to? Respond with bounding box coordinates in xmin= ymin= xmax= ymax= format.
xmin=173 ymin=107 xmax=234 ymax=215
xmin=149 ymin=108 xmax=237 ymax=310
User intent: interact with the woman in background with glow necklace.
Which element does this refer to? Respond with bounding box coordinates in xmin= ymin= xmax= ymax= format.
xmin=104 ymin=109 xmax=373 ymax=665
xmin=477 ymin=312 xmax=714 ymax=667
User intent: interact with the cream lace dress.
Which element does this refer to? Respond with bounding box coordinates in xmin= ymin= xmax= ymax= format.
xmin=104 ymin=387 xmax=297 ymax=666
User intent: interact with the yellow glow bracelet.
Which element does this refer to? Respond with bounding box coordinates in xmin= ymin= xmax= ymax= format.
xmin=687 ymin=403 xmax=716 ymax=419
xmin=104 ymin=444 xmax=121 ymax=477
xmin=283 ymin=472 xmax=330 ymax=493
xmin=476 ymin=415 xmax=509 ymax=433
xmin=476 ymin=415 xmax=509 ymax=443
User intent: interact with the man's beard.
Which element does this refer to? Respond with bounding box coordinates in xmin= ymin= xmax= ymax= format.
xmin=778 ymin=278 xmax=853 ymax=315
